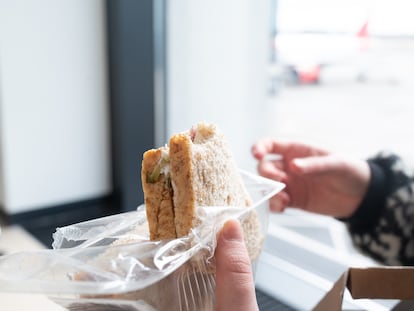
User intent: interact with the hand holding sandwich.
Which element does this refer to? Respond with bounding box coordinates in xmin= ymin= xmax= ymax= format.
xmin=252 ymin=139 xmax=370 ymax=218
xmin=215 ymin=219 xmax=259 ymax=311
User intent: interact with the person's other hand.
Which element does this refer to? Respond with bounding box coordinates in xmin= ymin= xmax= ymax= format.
xmin=252 ymin=139 xmax=370 ymax=218
xmin=215 ymin=219 xmax=259 ymax=311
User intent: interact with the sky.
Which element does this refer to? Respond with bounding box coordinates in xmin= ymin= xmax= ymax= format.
xmin=276 ymin=0 xmax=414 ymax=36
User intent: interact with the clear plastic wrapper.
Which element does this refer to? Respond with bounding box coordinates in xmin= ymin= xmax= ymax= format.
xmin=0 ymin=170 xmax=284 ymax=311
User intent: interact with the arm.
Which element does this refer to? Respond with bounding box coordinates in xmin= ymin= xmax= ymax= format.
xmin=342 ymin=152 xmax=414 ymax=266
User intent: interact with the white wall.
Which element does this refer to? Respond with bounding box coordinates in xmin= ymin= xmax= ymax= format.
xmin=0 ymin=0 xmax=111 ymax=213
xmin=167 ymin=0 xmax=271 ymax=172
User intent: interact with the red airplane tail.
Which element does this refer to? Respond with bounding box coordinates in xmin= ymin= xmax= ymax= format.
xmin=357 ymin=20 xmax=369 ymax=51
xmin=357 ymin=20 xmax=369 ymax=38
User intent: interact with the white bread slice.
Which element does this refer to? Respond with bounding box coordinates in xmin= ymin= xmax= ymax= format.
xmin=169 ymin=123 xmax=251 ymax=237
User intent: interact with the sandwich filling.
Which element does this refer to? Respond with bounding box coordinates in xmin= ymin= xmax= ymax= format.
xmin=146 ymin=147 xmax=171 ymax=186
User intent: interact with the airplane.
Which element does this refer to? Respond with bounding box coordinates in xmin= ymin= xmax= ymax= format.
xmin=270 ymin=21 xmax=370 ymax=85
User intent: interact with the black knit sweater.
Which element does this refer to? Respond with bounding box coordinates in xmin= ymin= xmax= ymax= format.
xmin=343 ymin=152 xmax=414 ymax=266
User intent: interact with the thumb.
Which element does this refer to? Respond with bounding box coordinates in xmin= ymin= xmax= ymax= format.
xmin=215 ymin=219 xmax=259 ymax=311
xmin=291 ymin=155 xmax=342 ymax=175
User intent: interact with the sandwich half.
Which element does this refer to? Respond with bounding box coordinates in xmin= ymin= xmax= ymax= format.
xmin=142 ymin=122 xmax=252 ymax=241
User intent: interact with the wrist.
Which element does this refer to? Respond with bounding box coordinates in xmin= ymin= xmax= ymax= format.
xmin=339 ymin=160 xmax=387 ymax=230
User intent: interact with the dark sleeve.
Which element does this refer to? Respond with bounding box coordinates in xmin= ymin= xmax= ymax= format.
xmin=342 ymin=152 xmax=414 ymax=266
xmin=344 ymin=159 xmax=388 ymax=231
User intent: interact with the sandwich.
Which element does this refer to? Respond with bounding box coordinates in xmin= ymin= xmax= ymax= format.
xmin=142 ymin=122 xmax=262 ymax=260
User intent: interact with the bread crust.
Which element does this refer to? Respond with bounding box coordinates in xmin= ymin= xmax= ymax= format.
xmin=169 ymin=133 xmax=196 ymax=237
xmin=141 ymin=148 xmax=176 ymax=240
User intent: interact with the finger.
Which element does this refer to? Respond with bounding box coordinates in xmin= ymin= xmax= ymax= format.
xmin=269 ymin=191 xmax=290 ymax=213
xmin=271 ymin=158 xmax=285 ymax=170
xmin=290 ymin=155 xmax=343 ymax=175
xmin=252 ymin=138 xmax=289 ymax=160
xmin=251 ymin=139 xmax=270 ymax=160
xmin=215 ymin=220 xmax=259 ymax=311
xmin=257 ymin=160 xmax=287 ymax=182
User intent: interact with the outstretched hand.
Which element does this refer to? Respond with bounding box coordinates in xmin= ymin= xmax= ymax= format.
xmin=252 ymin=139 xmax=370 ymax=218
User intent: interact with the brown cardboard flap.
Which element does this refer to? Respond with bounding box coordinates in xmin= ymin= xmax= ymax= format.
xmin=348 ymin=267 xmax=414 ymax=299
xmin=312 ymin=271 xmax=348 ymax=311
xmin=313 ymin=267 xmax=414 ymax=310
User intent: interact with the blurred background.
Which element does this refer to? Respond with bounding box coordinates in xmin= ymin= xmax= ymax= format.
xmin=0 ymin=0 xmax=413 ymax=310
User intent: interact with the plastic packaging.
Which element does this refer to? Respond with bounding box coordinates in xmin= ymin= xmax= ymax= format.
xmin=0 ymin=170 xmax=284 ymax=311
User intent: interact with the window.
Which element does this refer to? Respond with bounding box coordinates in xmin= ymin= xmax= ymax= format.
xmin=261 ymin=1 xmax=414 ymax=309
xmin=167 ymin=1 xmax=414 ymax=310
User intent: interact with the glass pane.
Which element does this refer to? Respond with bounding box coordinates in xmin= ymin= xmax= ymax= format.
xmin=269 ymin=0 xmax=414 ymax=162
xmin=263 ymin=1 xmax=414 ymax=309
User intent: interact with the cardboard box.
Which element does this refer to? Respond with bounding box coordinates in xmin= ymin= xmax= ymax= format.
xmin=313 ymin=267 xmax=414 ymax=310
